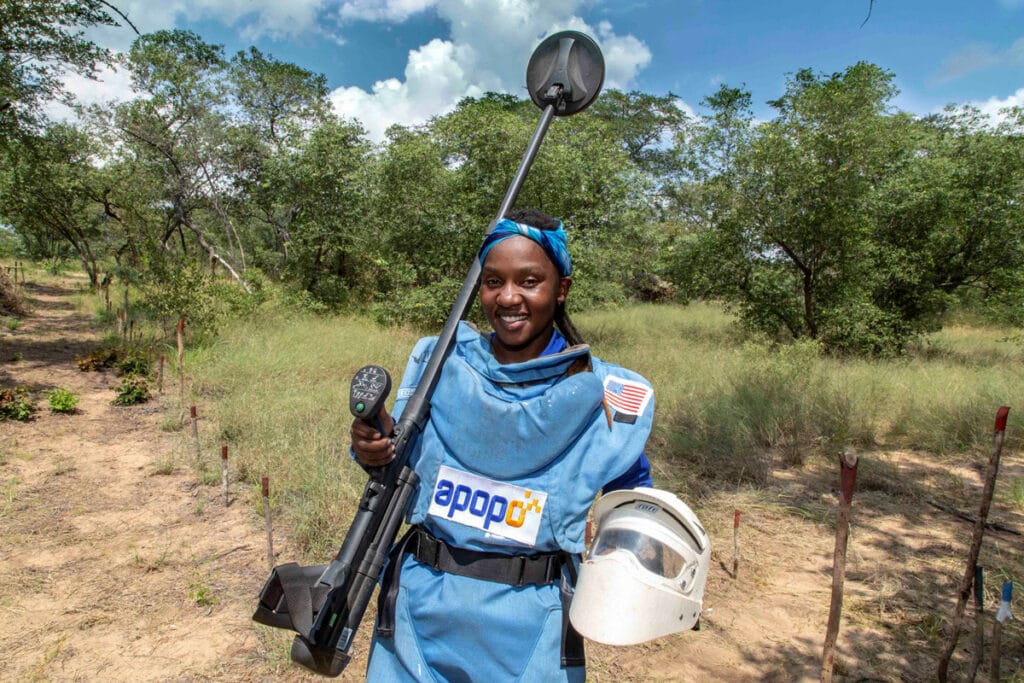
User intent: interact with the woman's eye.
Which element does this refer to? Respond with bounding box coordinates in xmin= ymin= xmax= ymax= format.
xmin=484 ymin=278 xmax=501 ymax=287
xmin=522 ymin=278 xmax=539 ymax=288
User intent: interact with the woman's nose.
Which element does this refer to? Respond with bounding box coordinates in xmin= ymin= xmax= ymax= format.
xmin=497 ymin=283 xmax=521 ymax=305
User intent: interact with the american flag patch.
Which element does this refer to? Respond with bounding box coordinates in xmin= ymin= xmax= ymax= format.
xmin=603 ymin=375 xmax=652 ymax=417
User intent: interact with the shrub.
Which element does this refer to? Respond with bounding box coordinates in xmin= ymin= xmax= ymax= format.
xmin=47 ymin=388 xmax=79 ymax=414
xmin=0 ymin=387 xmax=36 ymax=420
xmin=77 ymin=348 xmax=119 ymax=371
xmin=113 ymin=376 xmax=150 ymax=406
xmin=117 ymin=350 xmax=151 ymax=377
xmin=372 ymin=277 xmax=464 ymax=329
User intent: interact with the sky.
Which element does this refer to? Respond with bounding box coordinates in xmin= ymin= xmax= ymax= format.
xmin=54 ymin=0 xmax=1024 ymax=142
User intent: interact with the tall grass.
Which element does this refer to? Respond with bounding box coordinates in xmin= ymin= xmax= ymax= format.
xmin=576 ymin=304 xmax=1024 ymax=488
xmin=190 ymin=309 xmax=421 ymax=558
xmin=192 ymin=301 xmax=1024 ymax=553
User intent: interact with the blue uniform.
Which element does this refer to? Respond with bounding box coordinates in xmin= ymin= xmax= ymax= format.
xmin=365 ymin=322 xmax=654 ymax=682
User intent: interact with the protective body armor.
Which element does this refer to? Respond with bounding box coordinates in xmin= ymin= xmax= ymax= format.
xmin=366 ymin=322 xmax=653 ymax=682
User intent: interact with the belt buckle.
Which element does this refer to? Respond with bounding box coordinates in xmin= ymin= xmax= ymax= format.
xmin=514 ymin=555 xmax=528 ymax=587
xmin=427 ymin=535 xmax=442 ymax=571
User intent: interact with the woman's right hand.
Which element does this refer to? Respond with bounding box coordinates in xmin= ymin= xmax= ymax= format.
xmin=350 ymin=406 xmax=396 ymax=467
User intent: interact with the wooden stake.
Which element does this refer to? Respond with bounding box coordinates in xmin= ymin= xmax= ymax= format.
xmin=176 ymin=318 xmax=185 ymax=415
xmin=991 ymin=580 xmax=1013 ymax=681
xmin=937 ymin=406 xmax=1011 ymax=682
xmin=190 ymin=405 xmax=201 ymax=461
xmin=821 ymin=448 xmax=859 ymax=683
xmin=733 ymin=509 xmax=741 ymax=578
xmin=221 ymin=445 xmax=229 ymax=507
xmin=262 ymin=476 xmax=274 ymax=569
xmin=966 ymin=565 xmax=984 ymax=681
xmin=157 ymin=354 xmax=165 ymax=394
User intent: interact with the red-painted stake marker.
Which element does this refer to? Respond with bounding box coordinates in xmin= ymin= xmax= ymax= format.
xmin=937 ymin=406 xmax=1011 ymax=682
xmin=221 ymin=445 xmax=229 ymax=506
xmin=733 ymin=509 xmax=741 ymax=578
xmin=822 ymin=449 xmax=859 ymax=683
xmin=262 ymin=476 xmax=273 ymax=569
xmin=190 ymin=405 xmax=200 ymax=461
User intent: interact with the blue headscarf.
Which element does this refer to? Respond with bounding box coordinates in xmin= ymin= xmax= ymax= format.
xmin=478 ymin=218 xmax=573 ymax=277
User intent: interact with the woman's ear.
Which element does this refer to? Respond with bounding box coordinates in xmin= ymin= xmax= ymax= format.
xmin=557 ymin=276 xmax=572 ymax=304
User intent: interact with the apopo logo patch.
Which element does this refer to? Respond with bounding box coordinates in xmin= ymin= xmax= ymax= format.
xmin=428 ymin=465 xmax=547 ymax=547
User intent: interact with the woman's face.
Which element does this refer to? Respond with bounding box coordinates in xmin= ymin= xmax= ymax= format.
xmin=480 ymin=236 xmax=571 ymax=364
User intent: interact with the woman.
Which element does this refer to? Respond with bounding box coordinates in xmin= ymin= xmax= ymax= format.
xmin=351 ymin=208 xmax=654 ymax=681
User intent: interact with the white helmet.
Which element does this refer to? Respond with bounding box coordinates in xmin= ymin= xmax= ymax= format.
xmin=569 ymin=487 xmax=710 ymax=645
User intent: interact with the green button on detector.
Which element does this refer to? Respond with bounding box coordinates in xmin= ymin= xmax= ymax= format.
xmin=356 ymin=402 xmax=365 ymax=412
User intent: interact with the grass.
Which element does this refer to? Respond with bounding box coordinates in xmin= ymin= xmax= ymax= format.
xmin=1013 ymin=479 xmax=1024 ymax=510
xmin=187 ymin=300 xmax=1024 ymax=555
xmin=189 ymin=309 xmax=421 ymax=558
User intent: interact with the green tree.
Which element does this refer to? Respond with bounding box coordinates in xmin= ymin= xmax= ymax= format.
xmin=97 ymin=30 xmax=252 ymax=289
xmin=693 ymin=63 xmax=906 ymax=352
xmin=226 ymin=47 xmax=338 ymax=277
xmin=0 ymin=124 xmax=106 ymax=284
xmin=280 ymin=117 xmax=371 ymax=305
xmin=0 ymin=0 xmax=119 ymax=142
xmin=666 ymin=84 xmax=756 ymax=298
xmin=873 ymin=105 xmax=1024 ymax=326
xmin=591 ymin=89 xmax=688 ymax=182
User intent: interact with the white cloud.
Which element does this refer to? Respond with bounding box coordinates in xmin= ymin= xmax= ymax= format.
xmin=86 ymin=0 xmax=329 ymax=49
xmin=42 ymin=62 xmax=138 ymax=123
xmin=338 ymin=0 xmax=436 ymax=22
xmin=70 ymin=0 xmax=652 ymax=142
xmin=970 ymin=87 xmax=1024 ymax=122
xmin=933 ymin=36 xmax=1024 ymax=84
xmin=330 ymin=0 xmax=652 ymax=141
xmin=331 ymin=38 xmax=484 ymax=140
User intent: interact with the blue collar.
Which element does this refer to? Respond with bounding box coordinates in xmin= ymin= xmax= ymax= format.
xmin=466 ymin=323 xmax=587 ymax=384
xmin=540 ymin=328 xmax=567 ymax=356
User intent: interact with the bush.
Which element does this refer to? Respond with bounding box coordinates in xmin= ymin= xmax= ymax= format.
xmin=117 ymin=350 xmax=151 ymax=377
xmin=372 ymin=277 xmax=465 ymax=329
xmin=47 ymin=388 xmax=79 ymax=414
xmin=113 ymin=376 xmax=150 ymax=406
xmin=0 ymin=387 xmax=36 ymax=420
xmin=77 ymin=348 xmax=119 ymax=371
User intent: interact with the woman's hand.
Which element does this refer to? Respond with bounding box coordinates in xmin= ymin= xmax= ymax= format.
xmin=350 ymin=406 xmax=396 ymax=467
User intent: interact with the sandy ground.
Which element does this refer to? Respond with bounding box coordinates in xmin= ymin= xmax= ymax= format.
xmin=0 ymin=275 xmax=1021 ymax=682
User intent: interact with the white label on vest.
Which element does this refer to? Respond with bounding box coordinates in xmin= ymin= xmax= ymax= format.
xmin=428 ymin=465 xmax=547 ymax=547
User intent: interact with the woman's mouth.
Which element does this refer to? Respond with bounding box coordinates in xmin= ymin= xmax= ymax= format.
xmin=498 ymin=312 xmax=528 ymax=329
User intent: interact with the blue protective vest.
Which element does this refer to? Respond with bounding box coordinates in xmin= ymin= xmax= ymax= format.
xmin=366 ymin=322 xmax=654 ymax=682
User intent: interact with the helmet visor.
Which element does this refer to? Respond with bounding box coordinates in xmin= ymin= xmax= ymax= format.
xmin=590 ymin=526 xmax=688 ymax=579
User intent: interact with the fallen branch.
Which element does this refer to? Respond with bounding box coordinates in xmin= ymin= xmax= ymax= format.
xmin=927 ymin=499 xmax=1021 ymax=536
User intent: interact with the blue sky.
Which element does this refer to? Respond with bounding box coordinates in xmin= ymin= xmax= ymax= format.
xmin=65 ymin=0 xmax=1024 ymax=141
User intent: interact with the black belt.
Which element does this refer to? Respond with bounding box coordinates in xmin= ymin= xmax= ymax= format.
xmin=376 ymin=526 xmax=585 ymax=668
xmin=377 ymin=526 xmax=566 ymax=630
xmin=408 ymin=526 xmax=566 ymax=586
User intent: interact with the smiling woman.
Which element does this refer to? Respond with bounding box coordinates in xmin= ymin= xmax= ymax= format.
xmin=349 ymin=207 xmax=656 ymax=682
xmin=479 ymin=211 xmax=574 ymax=363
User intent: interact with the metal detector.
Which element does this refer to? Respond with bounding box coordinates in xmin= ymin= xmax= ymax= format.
xmin=252 ymin=30 xmax=606 ymax=677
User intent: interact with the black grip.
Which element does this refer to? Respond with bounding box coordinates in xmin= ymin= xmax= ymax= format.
xmin=350 ymin=365 xmax=392 ymax=421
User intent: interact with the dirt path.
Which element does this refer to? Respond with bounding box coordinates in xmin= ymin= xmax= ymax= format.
xmin=0 ymin=277 xmax=302 ymax=681
xmin=0 ymin=276 xmax=1021 ymax=682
